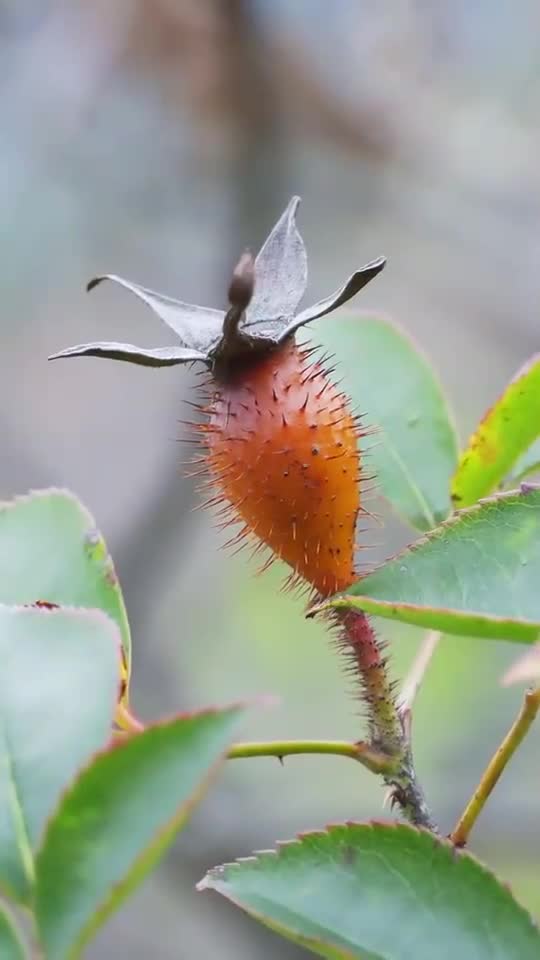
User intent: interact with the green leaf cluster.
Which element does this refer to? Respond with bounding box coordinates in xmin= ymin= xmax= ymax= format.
xmin=0 ymin=490 xmax=242 ymax=958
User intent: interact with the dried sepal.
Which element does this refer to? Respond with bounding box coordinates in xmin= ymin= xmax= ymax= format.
xmin=49 ymin=196 xmax=385 ymax=371
xmin=289 ymin=257 xmax=386 ymax=331
xmin=86 ymin=274 xmax=225 ymax=354
xmin=49 ymin=341 xmax=205 ymax=367
xmin=246 ymin=194 xmax=307 ymax=322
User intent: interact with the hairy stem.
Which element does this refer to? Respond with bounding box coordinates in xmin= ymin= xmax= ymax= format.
xmin=450 ymin=686 xmax=540 ymax=847
xmin=337 ymin=609 xmax=437 ymax=831
xmin=337 ymin=609 xmax=402 ymax=751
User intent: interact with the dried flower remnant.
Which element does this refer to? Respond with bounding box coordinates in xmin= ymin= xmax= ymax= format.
xmin=50 ymin=197 xmax=384 ymax=597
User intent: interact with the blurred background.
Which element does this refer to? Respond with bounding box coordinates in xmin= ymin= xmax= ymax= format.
xmin=1 ymin=0 xmax=539 ymax=955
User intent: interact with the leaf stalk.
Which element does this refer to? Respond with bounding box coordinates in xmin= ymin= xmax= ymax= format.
xmin=228 ymin=739 xmax=396 ymax=775
xmin=450 ymin=686 xmax=540 ymax=847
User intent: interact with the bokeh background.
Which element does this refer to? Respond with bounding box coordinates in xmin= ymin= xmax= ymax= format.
xmin=1 ymin=1 xmax=539 ymax=956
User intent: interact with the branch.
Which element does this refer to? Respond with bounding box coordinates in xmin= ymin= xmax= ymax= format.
xmin=228 ymin=739 xmax=396 ymax=774
xmin=399 ymin=630 xmax=440 ymax=715
xmin=397 ymin=630 xmax=441 ymax=742
xmin=450 ymin=686 xmax=540 ymax=847
xmin=114 ymin=705 xmax=395 ymax=774
xmin=115 ymin=618 xmax=438 ymax=832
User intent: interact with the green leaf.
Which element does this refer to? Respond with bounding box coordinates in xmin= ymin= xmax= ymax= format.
xmin=0 ymin=903 xmax=27 ymax=960
xmin=200 ymin=822 xmax=540 ymax=960
xmin=35 ymin=706 xmax=243 ymax=960
xmin=0 ymin=489 xmax=131 ymax=669
xmin=303 ymin=314 xmax=458 ymax=530
xmin=452 ymin=354 xmax=540 ymax=508
xmin=0 ymin=605 xmax=120 ymax=902
xmin=320 ymin=486 xmax=540 ymax=643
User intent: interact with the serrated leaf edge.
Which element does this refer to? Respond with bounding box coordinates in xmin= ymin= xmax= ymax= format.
xmin=0 ymin=487 xmax=132 ymax=670
xmin=0 ymin=601 xmax=122 ymax=630
xmin=198 ymin=820 xmax=540 ymax=937
xmin=0 ymin=486 xmax=94 ymax=522
xmin=37 ymin=703 xmax=245 ymax=842
xmin=35 ymin=705 xmax=244 ymax=958
xmin=313 ymin=485 xmax=540 ymax=616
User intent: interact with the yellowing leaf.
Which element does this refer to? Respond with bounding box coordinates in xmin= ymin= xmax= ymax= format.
xmin=452 ymin=355 xmax=540 ymax=507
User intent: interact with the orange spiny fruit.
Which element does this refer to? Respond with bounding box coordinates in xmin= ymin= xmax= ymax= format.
xmin=201 ymin=338 xmax=360 ymax=596
xmin=50 ymin=197 xmax=385 ymax=597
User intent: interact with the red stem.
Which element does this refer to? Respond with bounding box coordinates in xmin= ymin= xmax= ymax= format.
xmin=337 ymin=608 xmax=402 ymax=754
